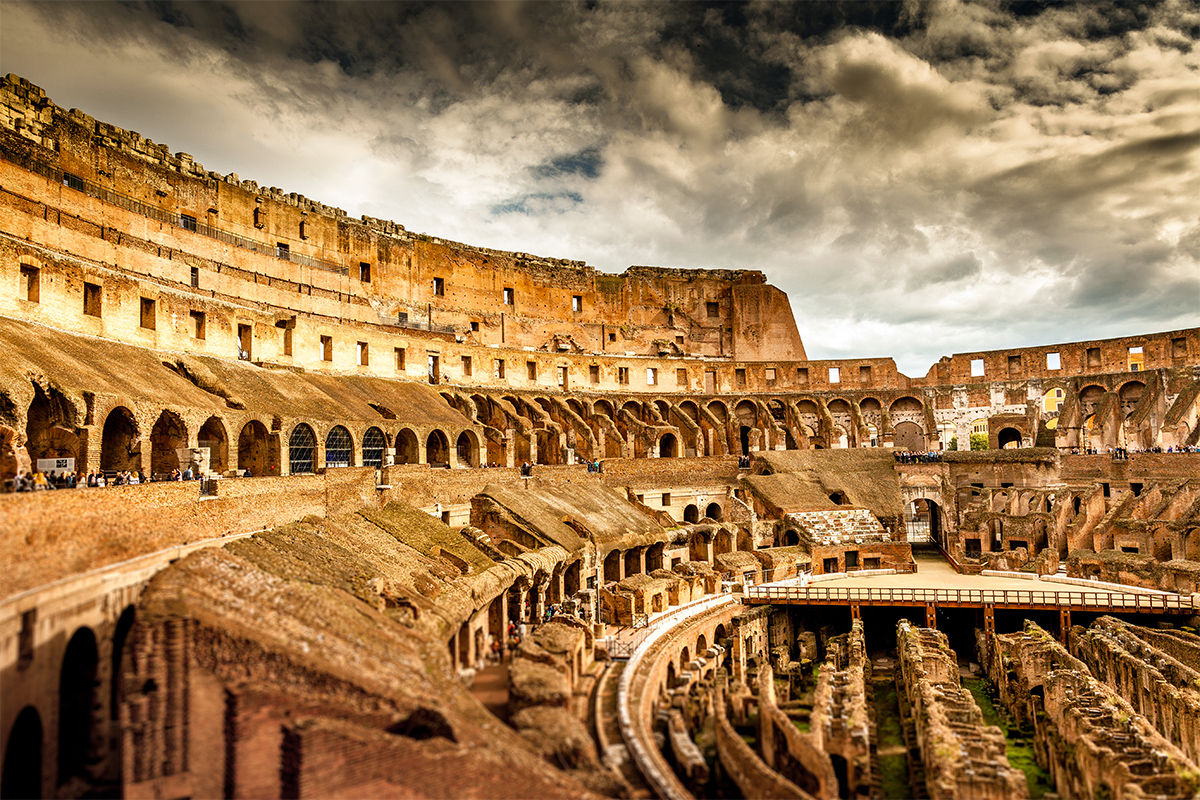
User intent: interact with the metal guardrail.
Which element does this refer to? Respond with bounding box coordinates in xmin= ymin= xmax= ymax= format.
xmin=1 ymin=145 xmax=348 ymax=275
xmin=744 ymin=584 xmax=1198 ymax=611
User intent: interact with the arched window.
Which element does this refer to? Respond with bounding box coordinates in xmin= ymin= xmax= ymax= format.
xmin=289 ymin=424 xmax=316 ymax=474
xmin=362 ymin=427 xmax=385 ymax=468
xmin=325 ymin=425 xmax=353 ymax=468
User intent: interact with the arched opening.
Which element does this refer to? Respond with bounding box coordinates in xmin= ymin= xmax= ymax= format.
xmin=58 ymin=627 xmax=98 ymax=787
xmin=666 ymin=661 xmax=676 ymax=688
xmin=646 ymin=543 xmax=665 ymax=572
xmin=362 ymin=427 xmax=386 ymax=468
xmin=624 ymin=547 xmax=642 ymax=577
xmin=324 ymin=425 xmax=353 ymax=467
xmin=829 ymin=491 xmax=849 ymax=505
xmin=696 ymin=633 xmax=708 ymax=655
xmin=564 ymin=560 xmax=581 ymax=596
xmin=658 ymin=432 xmax=678 ymax=458
xmin=426 ymin=430 xmax=449 ymax=467
xmin=237 ymin=420 xmax=279 ymax=476
xmin=396 ymin=428 xmax=420 ymax=464
xmin=715 ymin=529 xmax=733 ymax=555
xmin=111 ymin=606 xmax=136 ymax=722
xmin=1119 ymin=380 xmax=1146 ymax=418
xmin=2 ymin=706 xmax=42 ymax=800
xmin=683 ymin=504 xmax=699 ymax=523
xmin=739 ymin=426 xmax=751 ymax=455
xmin=24 ymin=382 xmax=81 ymax=470
xmin=998 ymin=427 xmax=1022 ymax=449
xmin=288 ymin=424 xmax=316 ymax=474
xmin=198 ymin=416 xmax=228 ymax=474
xmin=150 ymin=410 xmax=187 ymax=476
xmin=680 ymin=646 xmax=691 ymax=669
xmin=604 ymin=550 xmax=622 ymax=583
xmin=456 ymin=431 xmax=478 ymax=468
xmin=100 ymin=406 xmax=140 ymax=473
xmin=706 ymin=502 xmax=723 ymax=521
xmin=893 ymin=420 xmax=925 ymax=452
xmin=783 ymin=529 xmax=800 ymax=546
xmin=831 ymin=425 xmax=849 ymax=449
xmin=714 ymin=624 xmax=728 ymax=647
xmin=535 ymin=430 xmax=559 ymax=465
xmin=907 ymin=498 xmax=941 ymax=544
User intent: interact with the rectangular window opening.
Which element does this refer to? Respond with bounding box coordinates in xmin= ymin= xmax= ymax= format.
xmin=495 ymin=359 xmax=506 ymax=379
xmin=429 ymin=354 xmax=441 ymax=384
xmin=276 ymin=242 xmax=290 ymax=257
xmin=190 ymin=310 xmax=206 ymax=340
xmin=661 ymin=493 xmax=671 ymax=506
xmin=1087 ymin=347 xmax=1101 ymax=368
xmin=608 ymin=332 xmax=617 ymax=343
xmin=559 ymin=366 xmax=568 ymax=388
xmin=433 ymin=277 xmax=445 ymax=296
xmin=589 ymin=364 xmax=600 ymax=384
xmin=1046 ymin=352 xmax=1061 ymax=370
xmin=797 ymin=367 xmax=808 ymax=386
xmin=190 ymin=266 xmax=200 ymax=288
xmin=395 ymin=347 xmax=406 ymax=370
xmin=765 ymin=368 xmax=777 ymax=384
xmin=19 ymin=265 xmax=39 ymax=303
xmin=320 ymin=335 xmax=332 ymax=361
xmin=859 ymin=365 xmax=871 ymax=383
xmin=357 ymin=341 xmax=369 ymax=366
xmin=970 ymin=359 xmax=985 ymax=377
xmin=470 ymin=321 xmax=479 ymax=332
xmin=462 ymin=355 xmax=472 ymax=377
xmin=238 ymin=324 xmax=252 ymax=360
xmin=706 ymin=301 xmax=719 ymax=318
xmin=83 ymin=282 xmax=102 ymax=317
xmin=647 ymin=367 xmax=657 ymax=385
xmin=180 ymin=213 xmax=197 ymax=232
xmin=140 ymin=297 xmax=156 ymax=330
xmin=1172 ymin=337 xmax=1187 ymax=358
xmin=527 ymin=361 xmax=537 ymax=381
xmin=359 ymin=262 xmax=371 ymax=282
xmin=572 ymin=295 xmax=582 ymax=312
xmin=736 ymin=368 xmax=747 ymax=387
xmin=676 ymin=368 xmax=688 ymax=386
xmin=283 ymin=327 xmax=293 ymax=357
xmin=503 ymin=287 xmax=514 ymax=305
xmin=618 ymin=367 xmax=629 ymax=385
xmin=1008 ymin=354 xmax=1021 ymax=374
xmin=828 ymin=367 xmax=840 ymax=383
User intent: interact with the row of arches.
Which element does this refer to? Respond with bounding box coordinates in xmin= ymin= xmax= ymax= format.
xmin=27 ymin=401 xmax=485 ymax=476
xmin=443 ymin=390 xmax=934 ymax=466
xmin=2 ymin=608 xmax=137 ymax=800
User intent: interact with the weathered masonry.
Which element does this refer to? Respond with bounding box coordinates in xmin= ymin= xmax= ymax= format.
xmin=2 ymin=73 xmax=1200 ymax=800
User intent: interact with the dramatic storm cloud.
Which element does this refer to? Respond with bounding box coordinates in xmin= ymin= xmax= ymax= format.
xmin=2 ymin=0 xmax=1197 ymax=375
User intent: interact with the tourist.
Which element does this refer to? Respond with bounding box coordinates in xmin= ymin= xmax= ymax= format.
xmin=182 ymin=466 xmax=193 ymax=481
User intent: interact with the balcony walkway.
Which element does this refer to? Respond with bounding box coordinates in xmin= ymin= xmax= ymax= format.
xmin=745 ymin=553 xmax=1198 ymax=616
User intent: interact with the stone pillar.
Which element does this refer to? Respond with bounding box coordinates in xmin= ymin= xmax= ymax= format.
xmin=384 ymin=447 xmax=395 ymax=467
xmin=279 ymin=440 xmax=291 ymax=476
xmin=505 ymin=429 xmax=516 ymax=468
xmin=528 ymin=430 xmax=538 ymax=466
xmin=532 ymin=583 xmax=546 ymax=623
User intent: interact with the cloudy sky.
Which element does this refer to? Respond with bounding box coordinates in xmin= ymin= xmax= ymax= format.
xmin=2 ymin=1 xmax=1197 ymax=375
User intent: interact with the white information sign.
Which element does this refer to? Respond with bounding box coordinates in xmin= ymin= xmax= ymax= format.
xmin=37 ymin=458 xmax=75 ymax=473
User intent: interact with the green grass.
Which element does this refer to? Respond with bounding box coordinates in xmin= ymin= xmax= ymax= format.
xmin=792 ymin=718 xmax=810 ymax=733
xmin=963 ymin=677 xmax=1053 ymax=799
xmin=871 ymin=679 xmax=910 ymax=799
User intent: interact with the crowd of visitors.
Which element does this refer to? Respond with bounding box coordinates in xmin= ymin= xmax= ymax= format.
xmin=894 ymin=451 xmax=944 ymax=464
xmin=737 ymin=454 xmax=752 ymax=468
xmin=1069 ymin=445 xmax=1200 ymax=457
xmin=7 ymin=465 xmax=206 ymax=492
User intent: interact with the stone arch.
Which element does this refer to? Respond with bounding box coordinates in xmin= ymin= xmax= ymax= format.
xmin=362 ymin=427 xmax=386 ymax=468
xmin=426 ymin=430 xmax=450 ymax=467
xmin=830 ymin=424 xmax=849 ymax=449
xmin=456 ymin=430 xmax=479 ymax=468
xmin=680 ymin=645 xmax=691 ymax=669
xmin=893 ymin=421 xmax=924 ymax=452
xmin=696 ymin=633 xmax=708 ymax=655
xmin=2 ymin=706 xmax=42 ymax=800
xmin=679 ymin=400 xmax=699 ymax=422
xmin=100 ymin=406 xmax=140 ymax=472
xmin=1118 ymin=380 xmax=1146 ymax=417
xmin=396 ymin=428 xmax=420 ymax=464
xmin=1079 ymin=385 xmax=1107 ymax=416
xmin=58 ymin=627 xmax=99 ymax=787
xmin=111 ymin=605 xmax=136 ymax=723
xmin=658 ymin=432 xmax=678 ymax=458
xmin=646 ymin=543 xmax=665 ymax=572
xmin=604 ymin=550 xmax=622 ymax=583
xmin=998 ymin=427 xmax=1022 ymax=449
xmin=150 ymin=410 xmax=187 ymax=475
xmin=237 ymin=419 xmax=280 ymax=476
xmin=684 ymin=504 xmax=699 ymax=523
xmin=706 ymin=502 xmax=723 ymax=521
xmin=198 ymin=416 xmax=228 ymax=474
xmin=324 ymin=425 xmax=354 ymax=468
xmin=288 ymin=423 xmax=316 ymax=474
xmin=24 ymin=382 xmax=81 ymax=468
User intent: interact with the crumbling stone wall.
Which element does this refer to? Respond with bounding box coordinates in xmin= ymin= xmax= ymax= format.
xmin=896 ymin=620 xmax=1027 ymax=800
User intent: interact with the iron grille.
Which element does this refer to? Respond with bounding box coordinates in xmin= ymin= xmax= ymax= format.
xmin=289 ymin=425 xmax=315 ymax=474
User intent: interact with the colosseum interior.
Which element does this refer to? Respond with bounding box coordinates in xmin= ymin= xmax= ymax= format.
xmin=2 ymin=72 xmax=1199 ymax=800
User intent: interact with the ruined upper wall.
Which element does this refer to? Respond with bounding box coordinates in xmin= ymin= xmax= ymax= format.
xmin=0 ymin=74 xmax=804 ymax=361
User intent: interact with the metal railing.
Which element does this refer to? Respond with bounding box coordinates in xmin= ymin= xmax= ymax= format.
xmin=744 ymin=584 xmax=1198 ymax=611
xmin=1 ymin=145 xmax=348 ymax=275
